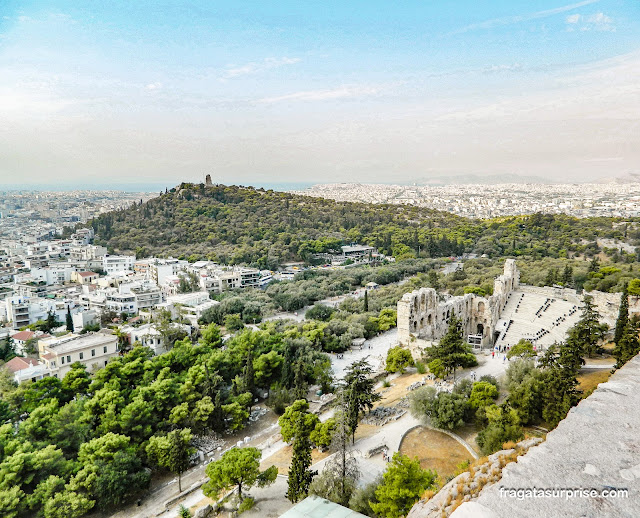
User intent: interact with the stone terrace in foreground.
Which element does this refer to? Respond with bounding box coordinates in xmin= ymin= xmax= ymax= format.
xmin=448 ymin=354 xmax=640 ymax=518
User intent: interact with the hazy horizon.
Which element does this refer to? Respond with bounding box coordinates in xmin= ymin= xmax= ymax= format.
xmin=1 ymin=1 xmax=639 ymax=187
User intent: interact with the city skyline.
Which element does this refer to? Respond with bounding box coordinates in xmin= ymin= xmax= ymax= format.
xmin=1 ymin=0 xmax=639 ymax=187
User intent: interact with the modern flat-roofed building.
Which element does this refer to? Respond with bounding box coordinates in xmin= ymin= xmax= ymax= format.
xmin=39 ymin=332 xmax=119 ymax=377
xmin=102 ymin=254 xmax=135 ymax=275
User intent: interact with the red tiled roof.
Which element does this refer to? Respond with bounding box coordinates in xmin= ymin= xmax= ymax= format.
xmin=11 ymin=331 xmax=35 ymax=341
xmin=4 ymin=356 xmax=39 ymax=373
xmin=78 ymin=271 xmax=97 ymax=277
xmin=41 ymin=353 xmax=56 ymax=361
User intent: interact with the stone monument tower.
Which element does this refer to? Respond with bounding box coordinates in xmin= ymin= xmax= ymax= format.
xmin=205 ymin=174 xmax=213 ymax=187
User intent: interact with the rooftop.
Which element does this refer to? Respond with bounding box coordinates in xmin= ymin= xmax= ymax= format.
xmin=11 ymin=330 xmax=35 ymax=341
xmin=280 ymin=496 xmax=368 ymax=518
xmin=4 ymin=356 xmax=39 ymax=373
xmin=43 ymin=333 xmax=117 ymax=355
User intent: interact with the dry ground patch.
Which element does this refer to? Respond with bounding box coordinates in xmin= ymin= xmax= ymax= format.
xmin=399 ymin=426 xmax=472 ymax=480
xmin=578 ymin=368 xmax=612 ymax=396
xmin=260 ymin=445 xmax=331 ymax=475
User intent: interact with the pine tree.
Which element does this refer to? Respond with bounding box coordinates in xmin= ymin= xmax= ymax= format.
xmin=614 ymin=288 xmax=629 ymax=346
xmin=286 ymin=415 xmax=317 ymax=503
xmin=65 ymin=307 xmax=73 ymax=332
xmin=562 ymin=264 xmax=573 ymax=286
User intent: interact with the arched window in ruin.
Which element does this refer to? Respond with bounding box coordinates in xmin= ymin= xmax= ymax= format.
xmin=427 ymin=314 xmax=432 ymax=325
xmin=477 ymin=323 xmax=484 ymax=336
xmin=477 ymin=301 xmax=485 ymax=314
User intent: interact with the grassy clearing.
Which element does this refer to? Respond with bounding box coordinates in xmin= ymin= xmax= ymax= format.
xmin=399 ymin=427 xmax=472 ymax=480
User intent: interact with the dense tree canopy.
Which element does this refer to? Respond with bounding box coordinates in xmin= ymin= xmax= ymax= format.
xmin=82 ymin=183 xmax=634 ymax=267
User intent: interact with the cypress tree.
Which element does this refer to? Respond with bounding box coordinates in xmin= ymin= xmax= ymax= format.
xmin=613 ymin=318 xmax=640 ymax=369
xmin=363 ymin=289 xmax=369 ymax=312
xmin=614 ymin=287 xmax=629 ymax=346
xmin=286 ymin=416 xmax=317 ymax=503
xmin=293 ymin=358 xmax=307 ymax=401
xmin=65 ymin=306 xmax=73 ymax=332
xmin=242 ymin=346 xmax=255 ymax=397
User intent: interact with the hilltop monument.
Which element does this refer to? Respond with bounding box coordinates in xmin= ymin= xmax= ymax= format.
xmin=205 ymin=174 xmax=213 ymax=187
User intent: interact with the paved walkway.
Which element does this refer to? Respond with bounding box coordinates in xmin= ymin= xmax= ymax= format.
xmin=331 ymin=329 xmax=398 ymax=380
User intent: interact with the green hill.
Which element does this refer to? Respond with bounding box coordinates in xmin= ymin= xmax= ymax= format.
xmin=85 ymin=182 xmax=634 ymax=268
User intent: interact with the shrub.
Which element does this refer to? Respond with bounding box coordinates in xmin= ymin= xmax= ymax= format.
xmin=238 ymin=497 xmax=255 ymax=514
xmin=385 ymin=346 xmax=414 ymax=373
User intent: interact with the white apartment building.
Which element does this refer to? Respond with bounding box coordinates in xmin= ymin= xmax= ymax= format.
xmin=70 ymin=244 xmax=108 ymax=262
xmin=162 ymin=291 xmax=219 ymax=325
xmin=39 ymin=333 xmax=119 ymax=377
xmin=106 ymin=292 xmax=137 ymax=314
xmin=102 ymin=254 xmax=135 ymax=275
xmin=72 ymin=309 xmax=99 ymax=332
xmin=122 ymin=322 xmax=191 ymax=355
xmin=129 ymin=281 xmax=163 ymax=308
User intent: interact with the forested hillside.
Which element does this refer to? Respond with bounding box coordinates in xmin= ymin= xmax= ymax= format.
xmin=86 ymin=183 xmax=638 ymax=266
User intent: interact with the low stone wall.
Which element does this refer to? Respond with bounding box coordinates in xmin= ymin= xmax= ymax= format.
xmin=407 ymin=437 xmax=543 ymax=518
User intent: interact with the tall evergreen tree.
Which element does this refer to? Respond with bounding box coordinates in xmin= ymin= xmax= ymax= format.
xmin=241 ymin=346 xmax=255 ymax=397
xmin=363 ymin=289 xmax=369 ymax=312
xmin=65 ymin=307 xmax=74 ymax=332
xmin=146 ymin=429 xmax=194 ymax=493
xmin=343 ymin=359 xmax=381 ymax=443
xmin=572 ymin=295 xmax=608 ymax=358
xmin=614 ymin=287 xmax=629 ymax=346
xmin=613 ymin=317 xmax=640 ymax=369
xmin=562 ymin=264 xmax=574 ymax=286
xmin=286 ymin=415 xmax=317 ymax=503
xmin=425 ymin=314 xmax=472 ymax=381
xmin=45 ymin=310 xmax=58 ymax=333
xmin=292 ymin=358 xmax=308 ymax=401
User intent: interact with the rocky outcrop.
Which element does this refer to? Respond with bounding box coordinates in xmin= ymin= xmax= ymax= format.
xmin=407 ymin=438 xmax=543 ymax=518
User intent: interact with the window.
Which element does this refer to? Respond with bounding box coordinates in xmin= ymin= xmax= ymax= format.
xmin=91 ymin=349 xmax=95 ymax=357
xmin=66 ymin=355 xmax=71 ymax=363
xmin=79 ymin=352 xmax=84 ymax=360
xmin=103 ymin=346 xmax=107 ymax=354
xmin=61 ymin=357 xmax=65 ymax=365
xmin=104 ymin=360 xmax=108 ymax=366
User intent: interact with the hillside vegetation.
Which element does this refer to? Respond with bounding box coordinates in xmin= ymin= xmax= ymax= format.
xmin=86 ymin=183 xmax=638 ymax=267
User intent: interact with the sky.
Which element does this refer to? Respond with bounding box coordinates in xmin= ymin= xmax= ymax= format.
xmin=0 ymin=0 xmax=639 ymax=189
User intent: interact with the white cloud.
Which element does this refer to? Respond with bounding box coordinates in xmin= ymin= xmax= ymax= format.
xmin=221 ymin=57 xmax=301 ymax=80
xmin=566 ymin=11 xmax=614 ymax=31
xmin=482 ymin=63 xmax=523 ymax=74
xmin=258 ymin=85 xmax=383 ymax=104
xmin=145 ymin=82 xmax=162 ymax=91
xmin=450 ymin=0 xmax=599 ymax=34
